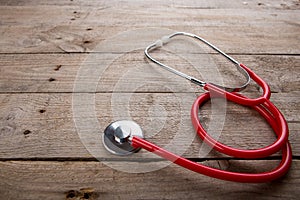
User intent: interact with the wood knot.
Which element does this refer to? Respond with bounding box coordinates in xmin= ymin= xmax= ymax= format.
xmin=39 ymin=109 xmax=46 ymax=113
xmin=23 ymin=130 xmax=31 ymax=135
xmin=65 ymin=188 xmax=97 ymax=200
xmin=49 ymin=78 xmax=56 ymax=82
xmin=54 ymin=65 xmax=62 ymax=71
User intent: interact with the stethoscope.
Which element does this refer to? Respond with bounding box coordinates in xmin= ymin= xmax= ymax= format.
xmin=102 ymin=32 xmax=292 ymax=183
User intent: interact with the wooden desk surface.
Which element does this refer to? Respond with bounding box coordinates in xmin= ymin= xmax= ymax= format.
xmin=0 ymin=0 xmax=299 ymax=199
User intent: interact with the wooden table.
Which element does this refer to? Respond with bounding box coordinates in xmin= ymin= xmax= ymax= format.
xmin=0 ymin=0 xmax=299 ymax=199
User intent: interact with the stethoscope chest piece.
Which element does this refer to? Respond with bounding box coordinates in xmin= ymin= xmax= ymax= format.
xmin=102 ymin=120 xmax=144 ymax=155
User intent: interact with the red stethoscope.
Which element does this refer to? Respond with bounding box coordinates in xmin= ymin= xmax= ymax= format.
xmin=102 ymin=32 xmax=292 ymax=183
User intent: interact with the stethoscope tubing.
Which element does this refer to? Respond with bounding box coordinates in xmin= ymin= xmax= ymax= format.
xmin=132 ymin=137 xmax=291 ymax=183
xmin=204 ymin=64 xmax=271 ymax=106
xmin=195 ymin=64 xmax=289 ymax=158
xmin=131 ymin=64 xmax=292 ymax=183
xmin=192 ymin=88 xmax=289 ymax=158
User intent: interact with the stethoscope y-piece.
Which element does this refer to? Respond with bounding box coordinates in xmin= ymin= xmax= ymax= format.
xmin=102 ymin=32 xmax=292 ymax=183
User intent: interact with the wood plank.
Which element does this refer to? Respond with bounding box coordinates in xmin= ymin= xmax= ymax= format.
xmin=0 ymin=93 xmax=298 ymax=159
xmin=2 ymin=0 xmax=300 ymax=10
xmin=0 ymin=54 xmax=299 ymax=93
xmin=0 ymin=5 xmax=299 ymax=54
xmin=0 ymin=160 xmax=299 ymax=199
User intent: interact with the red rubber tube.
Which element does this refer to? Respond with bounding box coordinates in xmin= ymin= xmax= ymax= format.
xmin=132 ymin=138 xmax=291 ymax=183
xmin=204 ymin=64 xmax=271 ymax=106
xmin=131 ymin=63 xmax=292 ymax=183
xmin=191 ymin=93 xmax=289 ymax=159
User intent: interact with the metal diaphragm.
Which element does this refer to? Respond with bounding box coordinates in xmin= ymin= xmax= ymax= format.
xmin=102 ymin=120 xmax=144 ymax=156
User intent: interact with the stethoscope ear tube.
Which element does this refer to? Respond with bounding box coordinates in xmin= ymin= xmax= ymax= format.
xmin=144 ymin=32 xmax=251 ymax=92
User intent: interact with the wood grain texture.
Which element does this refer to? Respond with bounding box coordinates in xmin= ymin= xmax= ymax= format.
xmin=0 ymin=2 xmax=299 ymax=54
xmin=0 ymin=0 xmax=299 ymax=199
xmin=0 ymin=54 xmax=299 ymax=93
xmin=0 ymin=93 xmax=299 ymax=159
xmin=0 ymin=160 xmax=299 ymax=200
xmin=2 ymin=0 xmax=300 ymax=9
